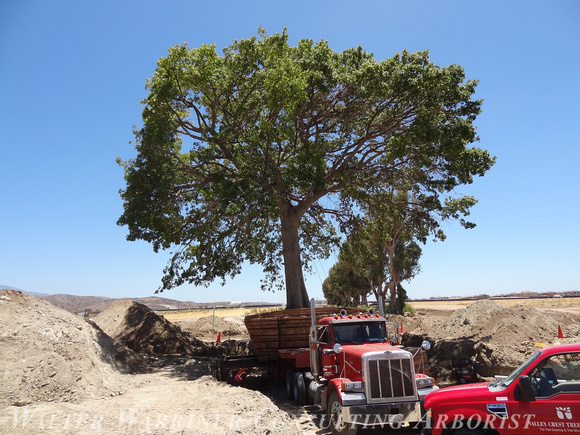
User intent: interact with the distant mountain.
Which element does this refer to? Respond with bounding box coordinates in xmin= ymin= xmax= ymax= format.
xmin=1 ymin=287 xmax=278 ymax=313
xmin=0 ymin=285 xmax=25 ymax=292
xmin=39 ymin=294 xmax=200 ymax=313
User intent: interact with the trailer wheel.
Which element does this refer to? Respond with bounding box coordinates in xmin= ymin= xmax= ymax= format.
xmin=328 ymin=391 xmax=357 ymax=435
xmin=286 ymin=369 xmax=295 ymax=400
xmin=293 ymin=371 xmax=307 ymax=405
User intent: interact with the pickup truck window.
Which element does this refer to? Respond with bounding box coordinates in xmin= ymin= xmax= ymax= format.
xmin=333 ymin=322 xmax=387 ymax=344
xmin=494 ymin=351 xmax=541 ymax=389
xmin=529 ymin=351 xmax=580 ymax=397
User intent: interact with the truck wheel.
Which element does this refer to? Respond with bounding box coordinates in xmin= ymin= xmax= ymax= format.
xmin=213 ymin=358 xmax=229 ymax=382
xmin=286 ymin=369 xmax=295 ymax=400
xmin=293 ymin=371 xmax=307 ymax=405
xmin=303 ymin=371 xmax=314 ymax=405
xmin=328 ymin=391 xmax=357 ymax=435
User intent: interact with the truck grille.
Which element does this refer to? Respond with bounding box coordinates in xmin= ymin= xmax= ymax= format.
xmin=364 ymin=352 xmax=416 ymax=403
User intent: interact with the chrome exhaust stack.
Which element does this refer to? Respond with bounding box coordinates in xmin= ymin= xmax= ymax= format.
xmin=309 ymin=298 xmax=320 ymax=378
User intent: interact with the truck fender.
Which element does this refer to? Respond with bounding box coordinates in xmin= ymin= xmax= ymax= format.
xmin=430 ymin=408 xmax=502 ymax=433
xmin=321 ymin=377 xmax=350 ymax=411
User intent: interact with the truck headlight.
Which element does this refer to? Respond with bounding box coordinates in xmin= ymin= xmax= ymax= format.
xmin=341 ymin=381 xmax=364 ymax=392
xmin=416 ymin=377 xmax=435 ymax=388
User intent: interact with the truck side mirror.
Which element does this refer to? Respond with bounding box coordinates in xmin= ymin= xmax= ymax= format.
xmin=516 ymin=375 xmax=536 ymax=402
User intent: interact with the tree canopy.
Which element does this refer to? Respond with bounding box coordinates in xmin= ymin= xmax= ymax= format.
xmin=118 ymin=29 xmax=495 ymax=309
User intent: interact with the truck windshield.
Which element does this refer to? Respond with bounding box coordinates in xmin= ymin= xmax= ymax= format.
xmin=333 ymin=322 xmax=387 ymax=344
xmin=495 ymin=351 xmax=542 ymax=388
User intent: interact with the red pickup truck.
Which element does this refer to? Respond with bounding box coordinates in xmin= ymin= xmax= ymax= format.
xmin=422 ymin=343 xmax=580 ymax=435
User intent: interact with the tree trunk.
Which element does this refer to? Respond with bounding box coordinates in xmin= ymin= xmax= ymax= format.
xmin=361 ymin=293 xmax=367 ymax=306
xmin=280 ymin=206 xmax=310 ymax=309
xmin=375 ymin=277 xmax=388 ymax=312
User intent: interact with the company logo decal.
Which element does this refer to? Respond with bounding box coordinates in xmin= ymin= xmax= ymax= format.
xmin=556 ymin=407 xmax=573 ymax=420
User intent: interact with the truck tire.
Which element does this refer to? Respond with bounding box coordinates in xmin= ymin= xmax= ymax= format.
xmin=302 ymin=371 xmax=314 ymax=405
xmin=328 ymin=391 xmax=358 ymax=435
xmin=293 ymin=371 xmax=307 ymax=405
xmin=211 ymin=358 xmax=229 ymax=382
xmin=286 ymin=369 xmax=295 ymax=400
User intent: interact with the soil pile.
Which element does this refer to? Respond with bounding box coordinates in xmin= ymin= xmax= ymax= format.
xmin=0 ymin=290 xmax=146 ymax=407
xmin=93 ymin=300 xmax=204 ymax=355
xmin=439 ymin=299 xmax=561 ymax=343
xmin=94 ymin=300 xmax=256 ymax=361
xmin=418 ymin=299 xmax=580 ymax=378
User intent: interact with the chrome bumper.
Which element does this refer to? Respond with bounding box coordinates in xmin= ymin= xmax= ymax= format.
xmin=340 ymin=400 xmax=422 ymax=426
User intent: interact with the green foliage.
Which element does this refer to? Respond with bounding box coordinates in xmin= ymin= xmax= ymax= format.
xmin=118 ymin=28 xmax=495 ymax=308
xmin=403 ymin=304 xmax=416 ymax=315
xmin=322 ymin=253 xmax=370 ymax=307
xmin=395 ymin=284 xmax=409 ymax=315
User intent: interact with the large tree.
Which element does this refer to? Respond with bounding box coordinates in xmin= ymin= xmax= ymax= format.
xmin=118 ymin=29 xmax=495 ymax=309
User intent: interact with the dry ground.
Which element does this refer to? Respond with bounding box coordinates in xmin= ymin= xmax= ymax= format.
xmin=411 ymin=297 xmax=580 ymax=313
xmin=162 ymin=308 xmax=255 ymax=319
xmin=1 ymin=291 xmax=578 ymax=435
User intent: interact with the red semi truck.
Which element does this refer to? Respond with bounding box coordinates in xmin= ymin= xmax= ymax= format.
xmin=421 ymin=343 xmax=580 ymax=435
xmin=216 ymin=299 xmax=437 ymax=434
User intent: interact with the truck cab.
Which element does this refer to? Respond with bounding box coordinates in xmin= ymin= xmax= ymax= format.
xmin=238 ymin=302 xmax=436 ymax=434
xmin=422 ymin=343 xmax=580 ymax=435
xmin=308 ymin=310 xmax=437 ymax=434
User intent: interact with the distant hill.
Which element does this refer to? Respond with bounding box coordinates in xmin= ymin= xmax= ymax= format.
xmin=0 ymin=287 xmax=280 ymax=313
xmin=39 ymin=294 xmax=200 ymax=313
xmin=35 ymin=293 xmax=279 ymax=313
xmin=0 ymin=285 xmax=24 ymax=292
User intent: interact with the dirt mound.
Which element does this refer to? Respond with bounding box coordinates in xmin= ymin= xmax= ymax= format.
xmin=440 ymin=299 xmax=503 ymax=338
xmin=421 ymin=299 xmax=580 ymax=379
xmin=94 ymin=300 xmax=204 ymax=355
xmin=438 ymin=300 xmax=563 ymax=345
xmin=0 ymin=290 xmax=146 ymax=406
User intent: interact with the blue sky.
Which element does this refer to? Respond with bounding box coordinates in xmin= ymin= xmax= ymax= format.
xmin=1 ymin=1 xmax=578 ymax=303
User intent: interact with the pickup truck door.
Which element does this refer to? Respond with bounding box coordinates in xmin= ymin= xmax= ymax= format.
xmin=515 ymin=351 xmax=580 ymax=435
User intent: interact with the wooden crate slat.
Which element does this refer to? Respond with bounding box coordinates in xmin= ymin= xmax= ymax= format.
xmin=245 ymin=307 xmax=341 ymax=362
